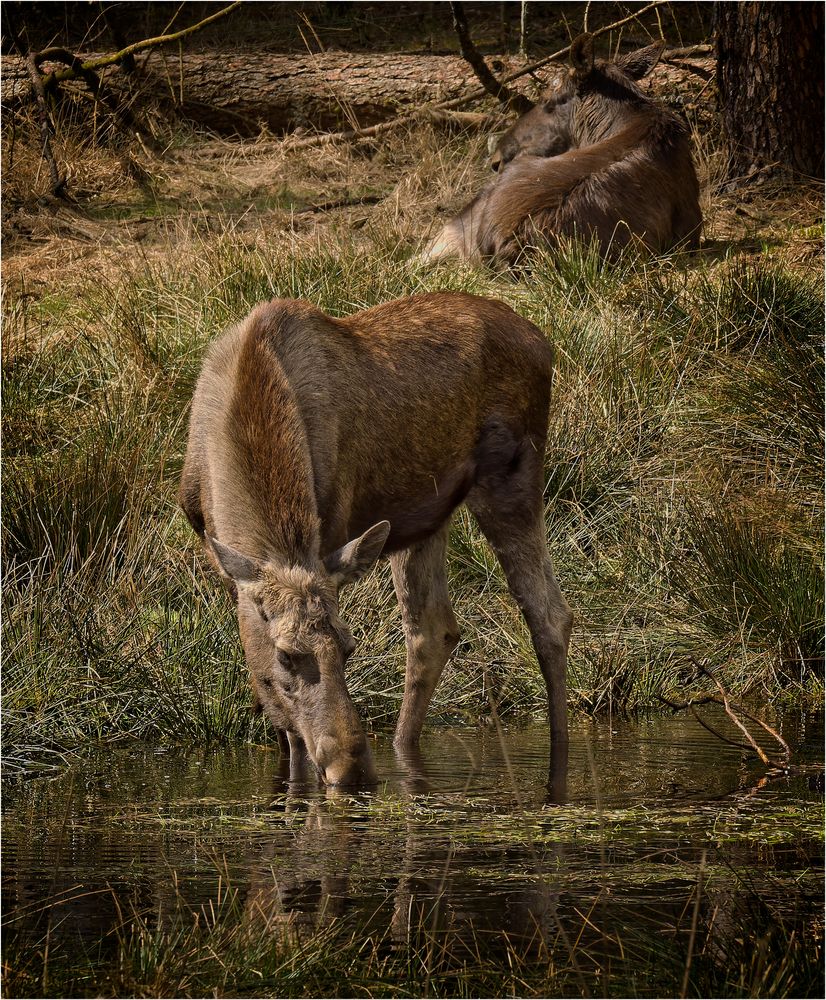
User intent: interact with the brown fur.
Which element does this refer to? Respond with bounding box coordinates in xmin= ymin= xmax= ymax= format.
xmin=180 ymin=292 xmax=572 ymax=785
xmin=424 ymin=34 xmax=702 ymax=264
xmin=182 ymin=294 xmax=554 ymax=561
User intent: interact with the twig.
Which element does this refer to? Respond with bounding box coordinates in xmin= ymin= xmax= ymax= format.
xmin=729 ymin=705 xmax=791 ymax=759
xmin=24 ymin=51 xmax=64 ymax=197
xmin=37 ymin=2 xmax=241 ymax=84
xmin=450 ymin=1 xmax=533 ymax=113
xmin=188 ymin=110 xmax=495 ymax=160
xmin=283 ymin=117 xmax=419 ymax=151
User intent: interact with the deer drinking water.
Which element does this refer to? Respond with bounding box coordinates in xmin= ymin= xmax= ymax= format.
xmin=180 ymin=292 xmax=572 ymax=786
xmin=423 ymin=33 xmax=702 ymax=265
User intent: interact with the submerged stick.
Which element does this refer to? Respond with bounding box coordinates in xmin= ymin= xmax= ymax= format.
xmin=692 ymin=658 xmax=791 ymax=765
xmin=702 ymin=663 xmax=772 ymax=766
xmin=687 ymin=707 xmax=758 ymax=756
xmin=661 ymin=659 xmax=792 ymax=769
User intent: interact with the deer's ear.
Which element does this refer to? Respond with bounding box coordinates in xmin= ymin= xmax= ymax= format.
xmin=210 ymin=537 xmax=261 ymax=585
xmin=570 ymin=33 xmax=595 ymax=79
xmin=616 ymin=41 xmax=665 ymax=80
xmin=324 ymin=521 xmax=391 ymax=587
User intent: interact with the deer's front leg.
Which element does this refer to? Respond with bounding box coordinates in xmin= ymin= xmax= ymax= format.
xmin=390 ymin=524 xmax=459 ymax=748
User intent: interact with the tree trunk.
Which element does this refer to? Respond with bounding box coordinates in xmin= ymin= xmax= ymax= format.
xmin=715 ymin=2 xmax=824 ymax=180
xmin=2 ymin=51 xmax=527 ymax=137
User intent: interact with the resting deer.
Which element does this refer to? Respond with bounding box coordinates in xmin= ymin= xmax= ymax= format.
xmin=423 ymin=33 xmax=702 ymax=264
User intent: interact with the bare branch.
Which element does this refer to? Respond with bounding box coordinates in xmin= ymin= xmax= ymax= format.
xmin=688 ymin=707 xmax=759 ymax=755
xmin=727 ymin=703 xmax=791 ymax=760
xmin=39 ymin=1 xmax=241 ymax=84
xmin=692 ymin=659 xmax=791 ymax=765
xmin=700 ymin=662 xmax=772 ymax=765
xmin=25 ymin=2 xmax=237 ymax=159
xmin=24 ymin=51 xmax=65 ymax=197
xmin=493 ymin=0 xmax=670 ymax=92
xmin=33 ymin=45 xmax=162 ymax=154
xmin=661 ymin=658 xmax=792 ymax=770
xmin=449 ymin=1 xmax=533 ymax=113
xmin=282 ymin=0 xmax=671 ymax=150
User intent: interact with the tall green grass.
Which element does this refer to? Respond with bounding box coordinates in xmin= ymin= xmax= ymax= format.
xmin=2 ymin=233 xmax=823 ymax=775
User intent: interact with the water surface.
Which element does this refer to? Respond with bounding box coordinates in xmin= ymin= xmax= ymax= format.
xmin=3 ymin=712 xmax=823 ymax=995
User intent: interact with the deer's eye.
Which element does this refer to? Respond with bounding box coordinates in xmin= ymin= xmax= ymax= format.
xmin=277 ymin=648 xmax=307 ymax=671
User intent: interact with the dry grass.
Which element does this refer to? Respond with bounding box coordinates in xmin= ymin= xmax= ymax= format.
xmin=3 ymin=53 xmax=754 ymax=290
xmin=2 ymin=55 xmax=823 ymax=778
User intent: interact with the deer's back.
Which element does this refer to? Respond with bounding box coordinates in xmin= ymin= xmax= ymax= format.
xmin=185 ymin=293 xmax=553 ymax=557
xmin=485 ymin=118 xmax=700 ymax=259
xmin=316 ymin=293 xmax=553 ymax=550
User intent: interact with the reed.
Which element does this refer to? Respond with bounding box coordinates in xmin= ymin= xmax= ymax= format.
xmin=4 ymin=863 xmax=820 ymax=999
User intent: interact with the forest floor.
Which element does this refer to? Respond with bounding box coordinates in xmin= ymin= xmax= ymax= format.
xmin=2 ymin=53 xmax=822 ymax=295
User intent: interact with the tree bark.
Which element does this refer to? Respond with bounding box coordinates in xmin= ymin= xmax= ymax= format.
xmin=715 ymin=2 xmax=824 ymax=180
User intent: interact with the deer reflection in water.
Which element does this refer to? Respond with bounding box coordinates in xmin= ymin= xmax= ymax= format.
xmin=242 ymin=740 xmax=570 ymax=954
xmin=238 ymin=737 xmax=780 ymax=981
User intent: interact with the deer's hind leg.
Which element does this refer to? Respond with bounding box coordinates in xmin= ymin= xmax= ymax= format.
xmin=467 ymin=429 xmax=572 ymax=744
xmin=391 ymin=523 xmax=459 ymax=749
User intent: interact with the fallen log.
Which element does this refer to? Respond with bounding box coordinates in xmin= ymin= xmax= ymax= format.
xmin=2 ymin=51 xmax=534 ymax=137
